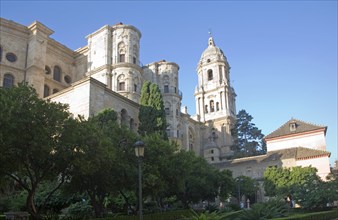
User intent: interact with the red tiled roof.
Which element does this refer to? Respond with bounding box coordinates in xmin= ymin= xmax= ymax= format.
xmin=265 ymin=118 xmax=326 ymax=140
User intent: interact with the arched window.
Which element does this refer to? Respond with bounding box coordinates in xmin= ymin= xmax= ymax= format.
xmin=165 ymin=102 xmax=171 ymax=115
xmin=130 ymin=118 xmax=134 ymax=130
xmin=121 ymin=109 xmax=128 ymax=126
xmin=207 ymin=69 xmax=213 ymax=81
xmin=43 ymin=85 xmax=50 ymax=97
xmin=118 ymin=42 xmax=126 ymax=63
xmin=3 ymin=73 xmax=14 ymax=88
xmin=216 ymin=102 xmax=220 ymax=111
xmin=53 ymin=66 xmax=61 ymax=82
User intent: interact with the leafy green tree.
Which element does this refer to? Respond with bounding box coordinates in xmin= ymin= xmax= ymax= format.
xmin=292 ymin=173 xmax=338 ymax=210
xmin=233 ymin=176 xmax=258 ymax=205
xmin=231 ymin=109 xmax=266 ymax=157
xmin=264 ymin=166 xmax=338 ymax=210
xmin=138 ymin=81 xmax=167 ymax=138
xmin=141 ymin=134 xmax=178 ymax=209
xmin=263 ymin=166 xmax=319 ymax=198
xmin=0 ymin=84 xmax=78 ymax=219
xmin=167 ymin=151 xmax=232 ymax=208
xmin=65 ymin=109 xmax=138 ymax=217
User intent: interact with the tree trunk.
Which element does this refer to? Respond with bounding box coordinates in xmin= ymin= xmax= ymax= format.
xmin=26 ymin=189 xmax=41 ymax=219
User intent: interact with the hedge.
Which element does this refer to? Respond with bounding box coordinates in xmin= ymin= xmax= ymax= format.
xmin=98 ymin=209 xmax=194 ymax=220
xmin=273 ymin=208 xmax=338 ymax=220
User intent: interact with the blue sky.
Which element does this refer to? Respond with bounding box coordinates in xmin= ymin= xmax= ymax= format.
xmin=1 ymin=1 xmax=337 ymax=165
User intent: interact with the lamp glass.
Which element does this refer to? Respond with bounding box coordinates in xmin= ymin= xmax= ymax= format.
xmin=134 ymin=141 xmax=145 ymax=157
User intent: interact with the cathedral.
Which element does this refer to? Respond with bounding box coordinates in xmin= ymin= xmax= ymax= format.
xmin=0 ymin=18 xmax=237 ymax=163
xmin=0 ymin=18 xmax=332 ymax=200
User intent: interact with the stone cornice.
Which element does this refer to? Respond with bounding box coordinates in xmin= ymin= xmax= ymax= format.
xmin=28 ymin=21 xmax=54 ymax=37
xmin=85 ymin=25 xmax=112 ymax=39
xmin=47 ymin=76 xmax=140 ymax=108
xmin=0 ymin=63 xmax=25 ymax=72
xmin=144 ymin=60 xmax=180 ymax=70
xmin=0 ymin=17 xmax=29 ymax=38
xmin=112 ymin=23 xmax=142 ymax=39
xmin=47 ymin=38 xmax=77 ymax=59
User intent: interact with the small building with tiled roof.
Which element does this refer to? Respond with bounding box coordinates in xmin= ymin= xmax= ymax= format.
xmin=265 ymin=118 xmax=327 ymax=152
xmin=215 ymin=119 xmax=331 ymax=202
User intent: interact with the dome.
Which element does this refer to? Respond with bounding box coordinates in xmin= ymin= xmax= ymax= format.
xmin=199 ymin=37 xmax=227 ymax=65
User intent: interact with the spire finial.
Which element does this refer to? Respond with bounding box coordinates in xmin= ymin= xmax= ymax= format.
xmin=208 ymin=29 xmax=215 ymax=46
xmin=208 ymin=28 xmax=212 ymax=37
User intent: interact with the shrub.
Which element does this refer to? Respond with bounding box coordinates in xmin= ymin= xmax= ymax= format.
xmin=273 ymin=208 xmax=338 ymax=220
xmin=238 ymin=199 xmax=289 ymax=220
xmin=61 ymin=201 xmax=93 ymax=219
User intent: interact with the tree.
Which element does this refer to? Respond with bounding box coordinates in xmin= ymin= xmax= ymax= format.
xmin=167 ymin=151 xmax=233 ymax=208
xmin=264 ymin=166 xmax=338 ymax=210
xmin=231 ymin=109 xmax=266 ymax=157
xmin=233 ymin=176 xmax=259 ymax=205
xmin=263 ymin=166 xmax=319 ymax=197
xmin=65 ymin=109 xmax=138 ymax=217
xmin=138 ymin=81 xmax=167 ymax=138
xmin=141 ymin=134 xmax=178 ymax=209
xmin=0 ymin=84 xmax=78 ymax=219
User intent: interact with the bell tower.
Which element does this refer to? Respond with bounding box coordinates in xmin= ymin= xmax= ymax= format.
xmin=194 ymin=35 xmax=237 ymax=162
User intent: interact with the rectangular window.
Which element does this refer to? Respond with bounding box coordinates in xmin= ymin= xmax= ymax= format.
xmin=119 ymin=82 xmax=125 ymax=91
xmin=134 ymin=84 xmax=137 ymax=92
xmin=133 ymin=57 xmax=136 ymax=64
xmin=119 ymin=54 xmax=125 ymax=63
xmin=164 ymin=85 xmax=169 ymax=93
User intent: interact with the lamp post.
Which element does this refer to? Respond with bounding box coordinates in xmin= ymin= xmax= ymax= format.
xmin=237 ymin=178 xmax=242 ymax=208
xmin=134 ymin=140 xmax=145 ymax=220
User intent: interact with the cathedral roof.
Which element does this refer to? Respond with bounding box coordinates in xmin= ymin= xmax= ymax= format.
xmin=265 ymin=118 xmax=327 ymax=140
xmin=199 ymin=36 xmax=227 ymax=65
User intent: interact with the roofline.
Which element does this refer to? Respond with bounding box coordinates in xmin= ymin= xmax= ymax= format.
xmin=265 ymin=127 xmax=327 ymax=141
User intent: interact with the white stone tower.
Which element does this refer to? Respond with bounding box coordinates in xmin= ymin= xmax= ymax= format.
xmin=86 ymin=22 xmax=143 ymax=103
xmin=194 ymin=36 xmax=237 ymax=163
xmin=143 ymin=60 xmax=183 ymax=144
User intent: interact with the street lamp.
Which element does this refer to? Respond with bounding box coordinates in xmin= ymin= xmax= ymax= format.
xmin=134 ymin=140 xmax=145 ymax=220
xmin=237 ymin=178 xmax=242 ymax=208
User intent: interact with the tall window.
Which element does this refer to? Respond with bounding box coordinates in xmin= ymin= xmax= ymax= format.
xmin=164 ymin=85 xmax=169 ymax=93
xmin=119 ymin=54 xmax=125 ymax=62
xmin=53 ymin=66 xmax=61 ymax=82
xmin=210 ymin=100 xmax=215 ymax=112
xmin=119 ymin=82 xmax=125 ymax=91
xmin=3 ymin=73 xmax=14 ymax=88
xmin=207 ymin=69 xmax=213 ymax=81
xmin=121 ymin=109 xmax=128 ymax=126
xmin=216 ymin=102 xmax=220 ymax=111
xmin=134 ymin=84 xmax=137 ymax=92
xmin=43 ymin=85 xmax=50 ymax=97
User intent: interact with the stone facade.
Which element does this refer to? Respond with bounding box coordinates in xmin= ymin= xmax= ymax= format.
xmin=0 ymin=18 xmax=236 ymax=161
